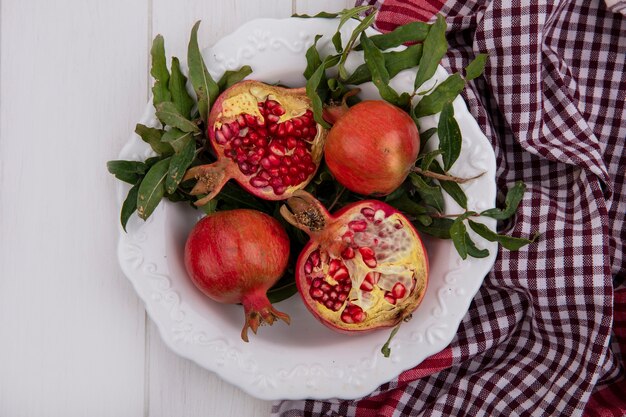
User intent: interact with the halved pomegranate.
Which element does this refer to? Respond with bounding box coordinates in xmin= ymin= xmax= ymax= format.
xmin=183 ymin=80 xmax=327 ymax=206
xmin=280 ymin=191 xmax=429 ymax=333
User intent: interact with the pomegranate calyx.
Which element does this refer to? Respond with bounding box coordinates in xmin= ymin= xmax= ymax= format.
xmin=183 ymin=159 xmax=232 ymax=206
xmin=240 ymin=291 xmax=291 ymax=342
xmin=322 ymin=88 xmax=361 ymax=125
xmin=280 ymin=190 xmax=330 ymax=234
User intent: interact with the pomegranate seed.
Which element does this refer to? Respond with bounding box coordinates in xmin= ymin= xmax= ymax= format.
xmin=310 ymin=288 xmax=323 ymax=299
xmin=341 ymin=312 xmax=354 ymax=324
xmin=325 ymin=300 xmax=335 ymax=309
xmin=304 ymin=260 xmax=313 ymax=274
xmin=392 ymin=282 xmax=406 ymax=299
xmin=361 ymin=207 xmax=375 ymax=220
xmin=257 ymin=117 xmax=265 ymax=127
xmin=395 ymin=221 xmax=403 ymax=229
xmin=366 ymin=272 xmax=380 ymax=285
xmin=237 ymin=115 xmax=246 ymax=127
xmin=215 ymin=130 xmax=227 ymax=144
xmin=267 ymin=154 xmax=281 ymax=166
xmin=238 ymin=162 xmax=250 ymax=172
xmin=309 ymin=125 xmax=317 ymax=135
xmin=288 ymin=166 xmax=299 ymax=176
xmin=268 ymin=168 xmax=280 ymax=177
xmin=232 ymin=138 xmax=243 ymax=148
xmin=310 ymin=250 xmax=320 ymax=267
xmin=221 ymin=124 xmax=233 ymax=140
xmin=282 ymin=158 xmax=292 ymax=167
xmin=285 ymin=121 xmax=294 ymax=134
xmin=333 ymin=301 xmax=343 ymax=311
xmin=248 ymin=154 xmax=262 ymax=165
xmin=267 ymin=114 xmax=280 ymax=124
xmin=279 ymin=166 xmax=289 ymax=175
xmin=274 ymin=185 xmax=287 ymax=195
xmin=360 ymin=279 xmax=374 ymax=292
xmin=322 ymin=294 xmax=329 ymax=302
xmin=269 ymin=143 xmax=286 ymax=156
xmin=283 ymin=176 xmax=293 ymax=186
xmin=306 ymin=164 xmax=316 ymax=174
xmin=349 ymin=220 xmax=368 ymax=232
xmin=292 ymin=155 xmax=301 ymax=164
xmin=286 ymin=137 xmax=298 ymax=149
xmin=269 ymin=177 xmax=283 ymax=188
xmin=297 ymin=172 xmax=306 ymax=181
xmin=271 ymin=105 xmax=285 ymax=116
xmin=352 ymin=310 xmax=365 ymax=323
xmin=293 ymin=118 xmax=303 ymax=128
xmin=301 ymin=127 xmax=309 ymax=137
xmin=328 ymin=259 xmax=342 ymax=275
xmin=341 ymin=247 xmax=355 ymax=259
xmin=384 ymin=293 xmax=397 ymax=305
xmin=359 ymin=247 xmax=377 ymax=268
xmin=312 ymin=278 xmax=322 ymax=288
xmin=329 ymin=291 xmax=337 ymax=300
xmin=268 ymin=124 xmax=278 ymax=134
xmin=277 ymin=124 xmax=286 ymax=136
xmin=260 ymin=158 xmax=272 ymax=170
xmin=250 ymin=177 xmax=268 ymax=188
xmin=258 ymin=170 xmax=271 ymax=180
xmin=265 ymin=100 xmax=277 ymax=109
xmin=244 ymin=114 xmax=256 ymax=126
xmin=338 ymin=293 xmax=347 ymax=302
xmin=320 ymin=283 xmax=330 ymax=292
xmin=333 ymin=267 xmax=349 ymax=281
xmin=294 ymin=147 xmax=307 ymax=157
xmin=293 ymin=129 xmax=302 ymax=137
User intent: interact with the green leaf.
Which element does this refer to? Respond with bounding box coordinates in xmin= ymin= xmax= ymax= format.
xmin=338 ymin=5 xmax=374 ymax=28
xmin=413 ymin=73 xmax=465 ymax=118
xmin=305 ymin=55 xmax=340 ymax=129
xmin=188 ymin=21 xmax=219 ymax=122
xmin=155 ymin=101 xmax=201 ymax=133
xmin=465 ymin=233 xmax=490 ymax=258
xmin=360 ymin=32 xmax=402 ymax=105
xmin=120 ymin=182 xmax=141 ymax=232
xmin=107 ymin=160 xmax=147 ymax=184
xmin=338 ymin=11 xmax=377 ymax=79
xmin=150 ymin=35 xmax=171 ymax=106
xmin=481 ymin=181 xmax=526 ymax=220
xmin=419 ymin=149 xmax=442 ymax=171
xmin=420 ymin=127 xmax=437 ymax=147
xmin=438 ymin=102 xmax=462 ymax=171
xmin=303 ymin=35 xmax=323 ymax=80
xmin=166 ymin=136 xmax=196 ymax=194
xmin=198 ymin=199 xmax=218 ymax=215
xmin=162 ymin=128 xmax=193 ymax=153
xmin=332 ymin=31 xmax=343 ymax=53
xmin=344 ymin=44 xmax=423 ymax=85
xmin=409 ymin=173 xmax=445 ymax=213
xmin=134 ymin=124 xmax=173 ymax=155
xmin=468 ymin=220 xmax=539 ymax=250
xmin=357 ymin=21 xmax=430 ymax=51
xmin=217 ymin=65 xmax=253 ymax=91
xmin=465 ymin=53 xmax=488 ymax=81
xmin=386 ymin=192 xmax=429 ymax=216
xmin=430 ymin=161 xmax=467 ymax=209
xmin=267 ymin=279 xmax=298 ymax=304
xmin=137 ymin=157 xmax=171 ymax=220
xmin=414 ymin=15 xmax=447 ymax=91
xmin=449 ymin=213 xmax=474 ymax=259
xmin=168 ymin=57 xmax=194 ymax=119
xmin=292 ymin=11 xmax=340 ymax=18
xmin=415 ymin=217 xmax=454 ymax=239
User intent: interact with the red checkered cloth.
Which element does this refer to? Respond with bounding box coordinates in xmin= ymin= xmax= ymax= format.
xmin=273 ymin=0 xmax=626 ymax=415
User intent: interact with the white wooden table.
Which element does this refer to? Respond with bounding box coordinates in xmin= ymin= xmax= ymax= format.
xmin=0 ymin=1 xmax=352 ymax=415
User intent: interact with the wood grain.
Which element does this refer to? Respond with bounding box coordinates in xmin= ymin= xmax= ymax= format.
xmin=0 ymin=0 xmax=149 ymax=416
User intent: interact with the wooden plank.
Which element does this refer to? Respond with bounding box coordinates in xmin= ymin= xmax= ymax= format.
xmin=295 ymin=0 xmax=356 ymax=14
xmin=146 ymin=2 xmax=292 ymax=415
xmin=0 ymin=1 xmax=149 ymax=416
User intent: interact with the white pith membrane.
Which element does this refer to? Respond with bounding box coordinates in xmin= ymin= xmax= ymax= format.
xmin=211 ymin=84 xmax=325 ymax=196
xmin=303 ymin=206 xmax=428 ymax=330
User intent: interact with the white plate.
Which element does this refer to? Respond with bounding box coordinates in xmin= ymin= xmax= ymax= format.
xmin=116 ymin=17 xmax=498 ymax=400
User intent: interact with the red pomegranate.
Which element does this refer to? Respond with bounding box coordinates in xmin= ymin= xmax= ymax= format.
xmin=184 ymin=209 xmax=291 ymax=342
xmin=183 ymin=80 xmax=327 ymax=206
xmin=280 ymin=191 xmax=428 ymax=333
xmin=324 ymin=100 xmax=420 ymax=196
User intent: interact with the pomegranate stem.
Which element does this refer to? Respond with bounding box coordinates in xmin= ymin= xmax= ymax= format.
xmin=413 ymin=167 xmax=485 ymax=184
xmin=381 ymin=322 xmax=402 ymax=358
xmin=328 ymin=185 xmax=347 ymax=211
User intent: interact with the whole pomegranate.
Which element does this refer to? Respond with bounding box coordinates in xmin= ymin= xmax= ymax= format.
xmin=183 ymin=80 xmax=327 ymax=206
xmin=324 ymin=100 xmax=420 ymax=196
xmin=280 ymin=191 xmax=428 ymax=333
xmin=184 ymin=209 xmax=291 ymax=342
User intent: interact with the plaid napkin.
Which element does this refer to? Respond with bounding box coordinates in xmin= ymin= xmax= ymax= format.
xmin=273 ymin=0 xmax=626 ymax=415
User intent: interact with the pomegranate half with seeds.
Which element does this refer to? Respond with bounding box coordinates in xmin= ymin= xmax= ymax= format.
xmin=280 ymin=191 xmax=429 ymax=333
xmin=183 ymin=80 xmax=327 ymax=206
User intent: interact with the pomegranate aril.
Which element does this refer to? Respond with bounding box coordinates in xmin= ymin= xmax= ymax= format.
xmin=360 ymin=279 xmax=374 ymax=292
xmin=271 ymin=105 xmax=285 ymax=116
xmin=267 ymin=114 xmax=280 ymax=124
xmin=260 ymin=158 xmax=272 ymax=170
xmin=312 ymin=278 xmax=322 ymax=288
xmin=328 ymin=259 xmax=342 ymax=275
xmin=232 ymin=138 xmax=243 ymax=148
xmin=301 ymin=127 xmax=309 ymax=137
xmin=366 ymin=271 xmax=380 ymax=285
xmin=267 ymin=154 xmax=281 ymax=166
xmin=279 ymin=166 xmax=289 ymax=175
xmin=329 ymin=291 xmax=337 ymax=300
xmin=333 ymin=301 xmax=343 ymax=311
xmin=392 ymin=282 xmax=406 ymax=299
xmin=221 ymin=124 xmax=233 ymax=140
xmin=361 ymin=207 xmax=375 ymax=220
xmin=337 ymin=293 xmax=347 ymax=302
xmin=265 ymin=100 xmax=278 ymax=109
xmin=359 ymin=247 xmax=377 ymax=268
xmin=268 ymin=168 xmax=280 ymax=177
xmin=282 ymin=158 xmax=292 ymax=167
xmin=294 ymin=147 xmax=307 ymax=157
xmin=341 ymin=312 xmax=354 ymax=324
xmin=333 ymin=267 xmax=349 ymax=281
xmin=269 ymin=177 xmax=283 ymax=188
xmin=283 ymin=176 xmax=293 ymax=186
xmin=258 ymin=170 xmax=271 ymax=180
xmin=310 ymin=288 xmax=323 ymax=299
xmin=269 ymin=143 xmax=286 ymax=156
xmin=277 ymin=124 xmax=286 ymax=136
xmin=349 ymin=220 xmax=367 ymax=232
xmin=273 ymin=185 xmax=287 ymax=195
xmin=306 ymin=164 xmax=316 ymax=174
xmin=297 ymin=172 xmax=307 ymax=182
xmin=384 ymin=293 xmax=397 ymax=305
xmin=341 ymin=247 xmax=355 ymax=260
xmin=325 ymin=300 xmax=335 ymax=309
xmin=250 ymin=177 xmax=269 ymax=188
xmin=320 ymin=282 xmax=330 ymax=292
xmin=310 ymin=250 xmax=320 ymax=267
xmin=304 ymin=260 xmax=313 ymax=274
xmin=286 ymin=137 xmax=298 ymax=149
xmin=288 ymin=166 xmax=299 ymax=176
xmin=244 ymin=114 xmax=256 ymax=126
xmin=292 ymin=118 xmax=303 ymax=128
xmin=237 ymin=115 xmax=246 ymax=127
xmin=215 ymin=130 xmax=227 ymax=144
xmin=285 ymin=121 xmax=294 ymax=134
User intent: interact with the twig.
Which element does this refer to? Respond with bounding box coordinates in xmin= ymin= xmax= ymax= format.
xmin=413 ymin=167 xmax=485 ymax=184
xmin=328 ymin=186 xmax=347 ymax=211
